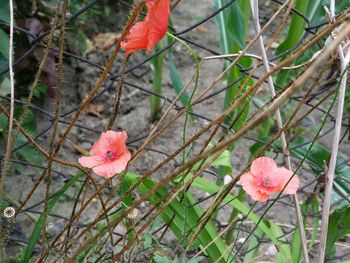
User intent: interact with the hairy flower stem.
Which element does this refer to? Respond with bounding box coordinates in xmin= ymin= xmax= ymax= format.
xmin=107 ymin=55 xmax=129 ymax=129
xmin=40 ymin=0 xmax=68 ymax=255
xmin=0 ymin=0 xmax=14 ymax=260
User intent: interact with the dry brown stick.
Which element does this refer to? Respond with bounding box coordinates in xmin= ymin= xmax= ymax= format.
xmin=39 ymin=11 xmax=345 ymax=262
xmin=40 ymin=0 xmax=68 ymax=251
xmin=182 ymin=65 xmax=259 ymax=251
xmin=58 ymin=15 xmax=347 ymax=252
xmin=250 ymin=1 xmax=308 ymax=260
xmin=68 ymin=21 xmax=350 ymax=260
xmin=130 ymin=61 xmax=201 ymax=163
xmin=110 ymin=150 xmax=232 ymax=262
xmin=111 ymin=0 xmax=313 ymax=203
xmin=121 ymin=59 xmax=336 ymax=263
xmin=0 ymin=0 xmax=60 ymax=208
xmin=126 ymin=0 xmax=293 ymax=165
xmin=211 ymin=66 xmax=336 ymax=263
xmin=190 ymin=0 xmax=296 ymax=108
xmin=50 ymin=0 xmax=144 ymax=159
xmin=0 ymin=103 xmax=81 ymax=171
xmin=62 ymin=177 xmax=88 ymax=261
xmin=107 ymin=55 xmax=129 ymax=130
xmin=13 ymin=0 xmax=144 ymax=237
xmin=188 ymin=68 xmax=335 ymax=260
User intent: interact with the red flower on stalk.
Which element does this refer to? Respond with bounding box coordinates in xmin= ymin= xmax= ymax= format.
xmin=79 ymin=131 xmax=131 ymax=178
xmin=240 ymin=157 xmax=299 ymax=202
xmin=121 ymin=0 xmax=170 ymax=55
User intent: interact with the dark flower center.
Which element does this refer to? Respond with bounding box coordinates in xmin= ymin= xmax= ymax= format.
xmin=263 ymin=176 xmax=272 ymax=187
xmin=106 ymin=151 xmax=114 ymax=160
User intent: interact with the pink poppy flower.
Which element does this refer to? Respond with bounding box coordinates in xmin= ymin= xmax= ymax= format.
xmin=121 ymin=0 xmax=170 ymax=55
xmin=240 ymin=157 xmax=299 ymax=202
xmin=79 ymin=131 xmax=131 ymax=178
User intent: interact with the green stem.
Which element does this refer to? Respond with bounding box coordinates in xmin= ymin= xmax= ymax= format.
xmin=150 ymin=40 xmax=165 ymax=122
xmin=166 ymin=32 xmax=200 ymax=248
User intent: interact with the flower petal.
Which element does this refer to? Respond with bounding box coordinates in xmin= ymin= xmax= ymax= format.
xmin=90 ymin=130 xmax=128 ymax=156
xmin=92 ymin=151 xmax=131 ymax=178
xmin=90 ymin=131 xmax=111 ymax=156
xmin=121 ymin=0 xmax=169 ymax=55
xmin=240 ymin=172 xmax=269 ymax=202
xmin=276 ymin=167 xmax=299 ymax=194
xmin=78 ymin=155 xmax=104 ymax=168
xmin=250 ymin=157 xmax=277 ymax=177
xmin=112 ymin=131 xmax=128 ymax=156
xmin=121 ymin=22 xmax=149 ymax=55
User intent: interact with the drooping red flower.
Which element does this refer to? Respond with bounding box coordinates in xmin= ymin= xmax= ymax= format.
xmin=79 ymin=131 xmax=131 ymax=178
xmin=121 ymin=0 xmax=170 ymax=55
xmin=240 ymin=157 xmax=299 ymax=202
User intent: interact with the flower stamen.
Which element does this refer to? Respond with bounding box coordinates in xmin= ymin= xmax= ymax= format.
xmin=106 ymin=151 xmax=114 ymax=160
xmin=263 ymin=176 xmax=272 ymax=187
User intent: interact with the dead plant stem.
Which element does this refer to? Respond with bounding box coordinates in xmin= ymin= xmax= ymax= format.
xmin=250 ymin=0 xmax=309 ymax=261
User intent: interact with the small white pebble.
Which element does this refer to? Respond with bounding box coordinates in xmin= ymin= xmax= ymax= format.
xmin=224 ymin=175 xmax=233 ymax=185
xmin=265 ymin=245 xmax=278 ymax=256
xmin=237 ymin=238 xmax=245 ymax=243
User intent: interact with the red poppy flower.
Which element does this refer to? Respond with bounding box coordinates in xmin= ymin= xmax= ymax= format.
xmin=121 ymin=0 xmax=170 ymax=55
xmin=79 ymin=131 xmax=131 ymax=178
xmin=240 ymin=157 xmax=299 ymax=202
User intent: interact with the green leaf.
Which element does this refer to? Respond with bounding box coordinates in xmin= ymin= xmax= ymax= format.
xmin=153 ymin=255 xmax=171 ymax=263
xmin=208 ymin=141 xmax=233 ymax=174
xmin=0 ymin=113 xmax=7 ymax=133
xmin=275 ymin=0 xmax=309 ymax=56
xmin=326 ymin=206 xmax=350 ymax=257
xmin=14 ymin=107 xmax=37 ymax=135
xmin=213 ymin=0 xmax=248 ymax=54
xmin=143 ymin=233 xmax=153 ymax=249
xmin=0 ymin=54 xmax=8 ymax=72
xmin=23 ymin=173 xmax=81 ymax=263
xmin=178 ymin=142 xmax=233 ymax=178
xmin=305 ymin=0 xmax=324 ymax=25
xmin=216 ymin=0 xmax=250 ymax=54
xmin=0 ymin=29 xmax=9 ymax=60
xmin=0 ymin=0 xmax=10 ymax=23
xmin=33 ymin=83 xmax=48 ymax=98
xmin=213 ymin=0 xmax=252 ymax=131
xmin=275 ymin=0 xmax=309 ymax=87
xmin=122 ymin=172 xmax=229 ymax=263
xmin=0 ymin=76 xmax=10 ymax=96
